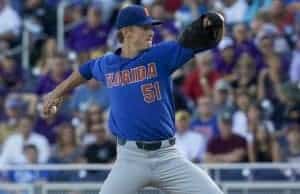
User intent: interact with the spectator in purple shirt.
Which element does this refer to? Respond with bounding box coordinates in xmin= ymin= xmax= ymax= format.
xmin=34 ymin=114 xmax=69 ymax=145
xmin=258 ymin=54 xmax=288 ymax=103
xmin=214 ymin=36 xmax=238 ymax=81
xmin=67 ymin=5 xmax=110 ymax=61
xmin=256 ymin=24 xmax=291 ymax=66
xmin=190 ymin=96 xmax=219 ymax=141
xmin=229 ymin=53 xmax=258 ymax=98
xmin=232 ymin=23 xmax=264 ymax=71
xmin=149 ymin=2 xmax=179 ymax=43
xmin=0 ymin=56 xmax=23 ymax=92
xmin=233 ymin=23 xmax=260 ymax=57
xmin=35 ymin=52 xmax=71 ymax=96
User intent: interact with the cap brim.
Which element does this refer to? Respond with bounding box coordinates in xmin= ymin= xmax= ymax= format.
xmin=139 ymin=18 xmax=162 ymax=26
xmin=151 ymin=19 xmax=162 ymax=26
xmin=220 ymin=118 xmax=232 ymax=123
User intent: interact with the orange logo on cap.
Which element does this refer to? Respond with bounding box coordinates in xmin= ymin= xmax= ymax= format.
xmin=144 ymin=8 xmax=149 ymax=16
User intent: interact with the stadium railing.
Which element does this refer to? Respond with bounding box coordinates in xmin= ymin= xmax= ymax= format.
xmin=22 ymin=19 xmax=31 ymax=69
xmin=57 ymin=0 xmax=69 ymax=51
xmin=0 ymin=163 xmax=300 ymax=194
xmin=222 ymin=182 xmax=300 ymax=194
xmin=0 ymin=183 xmax=33 ymax=194
xmin=57 ymin=0 xmax=86 ymax=52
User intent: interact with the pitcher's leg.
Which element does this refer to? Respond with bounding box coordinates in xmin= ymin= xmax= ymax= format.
xmin=99 ymin=147 xmax=151 ymax=194
xmin=157 ymin=154 xmax=223 ymax=194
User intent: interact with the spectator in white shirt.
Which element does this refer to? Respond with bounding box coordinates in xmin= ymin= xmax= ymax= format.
xmin=175 ymin=110 xmax=206 ymax=163
xmin=289 ymin=38 xmax=300 ymax=83
xmin=0 ymin=0 xmax=21 ymax=48
xmin=0 ymin=115 xmax=50 ymax=164
xmin=232 ymin=90 xmax=251 ymax=139
xmin=8 ymin=144 xmax=48 ymax=183
xmin=213 ymin=0 xmax=248 ymax=24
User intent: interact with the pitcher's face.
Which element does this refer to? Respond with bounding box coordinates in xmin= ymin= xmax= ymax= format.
xmin=126 ymin=25 xmax=154 ymax=50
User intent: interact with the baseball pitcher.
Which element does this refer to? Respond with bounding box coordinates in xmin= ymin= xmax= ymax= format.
xmin=43 ymin=4 xmax=224 ymax=194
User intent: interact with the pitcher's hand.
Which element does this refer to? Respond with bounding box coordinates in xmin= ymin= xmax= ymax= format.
xmin=42 ymin=92 xmax=64 ymax=118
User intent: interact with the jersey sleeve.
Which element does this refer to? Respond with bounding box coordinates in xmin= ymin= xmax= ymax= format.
xmin=156 ymin=41 xmax=195 ymax=74
xmin=78 ymin=57 xmax=105 ymax=82
xmin=79 ymin=59 xmax=95 ymax=80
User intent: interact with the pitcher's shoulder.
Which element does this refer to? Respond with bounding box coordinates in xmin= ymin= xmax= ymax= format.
xmin=149 ymin=41 xmax=180 ymax=54
xmin=90 ymin=52 xmax=119 ymax=66
xmin=152 ymin=40 xmax=178 ymax=49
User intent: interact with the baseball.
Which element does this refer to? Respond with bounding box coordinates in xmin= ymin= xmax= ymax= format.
xmin=51 ymin=105 xmax=57 ymax=114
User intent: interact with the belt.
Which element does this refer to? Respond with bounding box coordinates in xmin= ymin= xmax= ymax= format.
xmin=117 ymin=137 xmax=176 ymax=151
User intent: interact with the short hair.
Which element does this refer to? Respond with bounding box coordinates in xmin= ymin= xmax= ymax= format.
xmin=237 ymin=53 xmax=254 ymax=68
xmin=255 ymin=11 xmax=271 ymax=23
xmin=117 ymin=30 xmax=124 ymax=43
xmin=175 ymin=110 xmax=190 ymax=122
xmin=195 ymin=50 xmax=212 ymax=62
xmin=52 ymin=51 xmax=67 ymax=60
xmin=23 ymin=144 xmax=38 ymax=153
xmin=56 ymin=122 xmax=77 ymax=147
xmin=21 ymin=114 xmax=35 ymax=122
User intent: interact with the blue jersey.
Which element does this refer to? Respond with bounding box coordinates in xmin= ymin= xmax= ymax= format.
xmin=79 ymin=41 xmax=198 ymax=141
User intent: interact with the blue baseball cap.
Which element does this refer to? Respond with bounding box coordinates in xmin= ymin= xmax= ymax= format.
xmin=116 ymin=5 xmax=162 ymax=29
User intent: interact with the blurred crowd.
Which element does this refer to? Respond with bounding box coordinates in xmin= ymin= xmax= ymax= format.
xmin=0 ymin=0 xmax=300 ymax=183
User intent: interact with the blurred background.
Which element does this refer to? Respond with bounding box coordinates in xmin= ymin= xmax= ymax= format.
xmin=0 ymin=0 xmax=300 ymax=193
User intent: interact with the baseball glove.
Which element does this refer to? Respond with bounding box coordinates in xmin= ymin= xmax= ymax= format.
xmin=178 ymin=12 xmax=224 ymax=50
